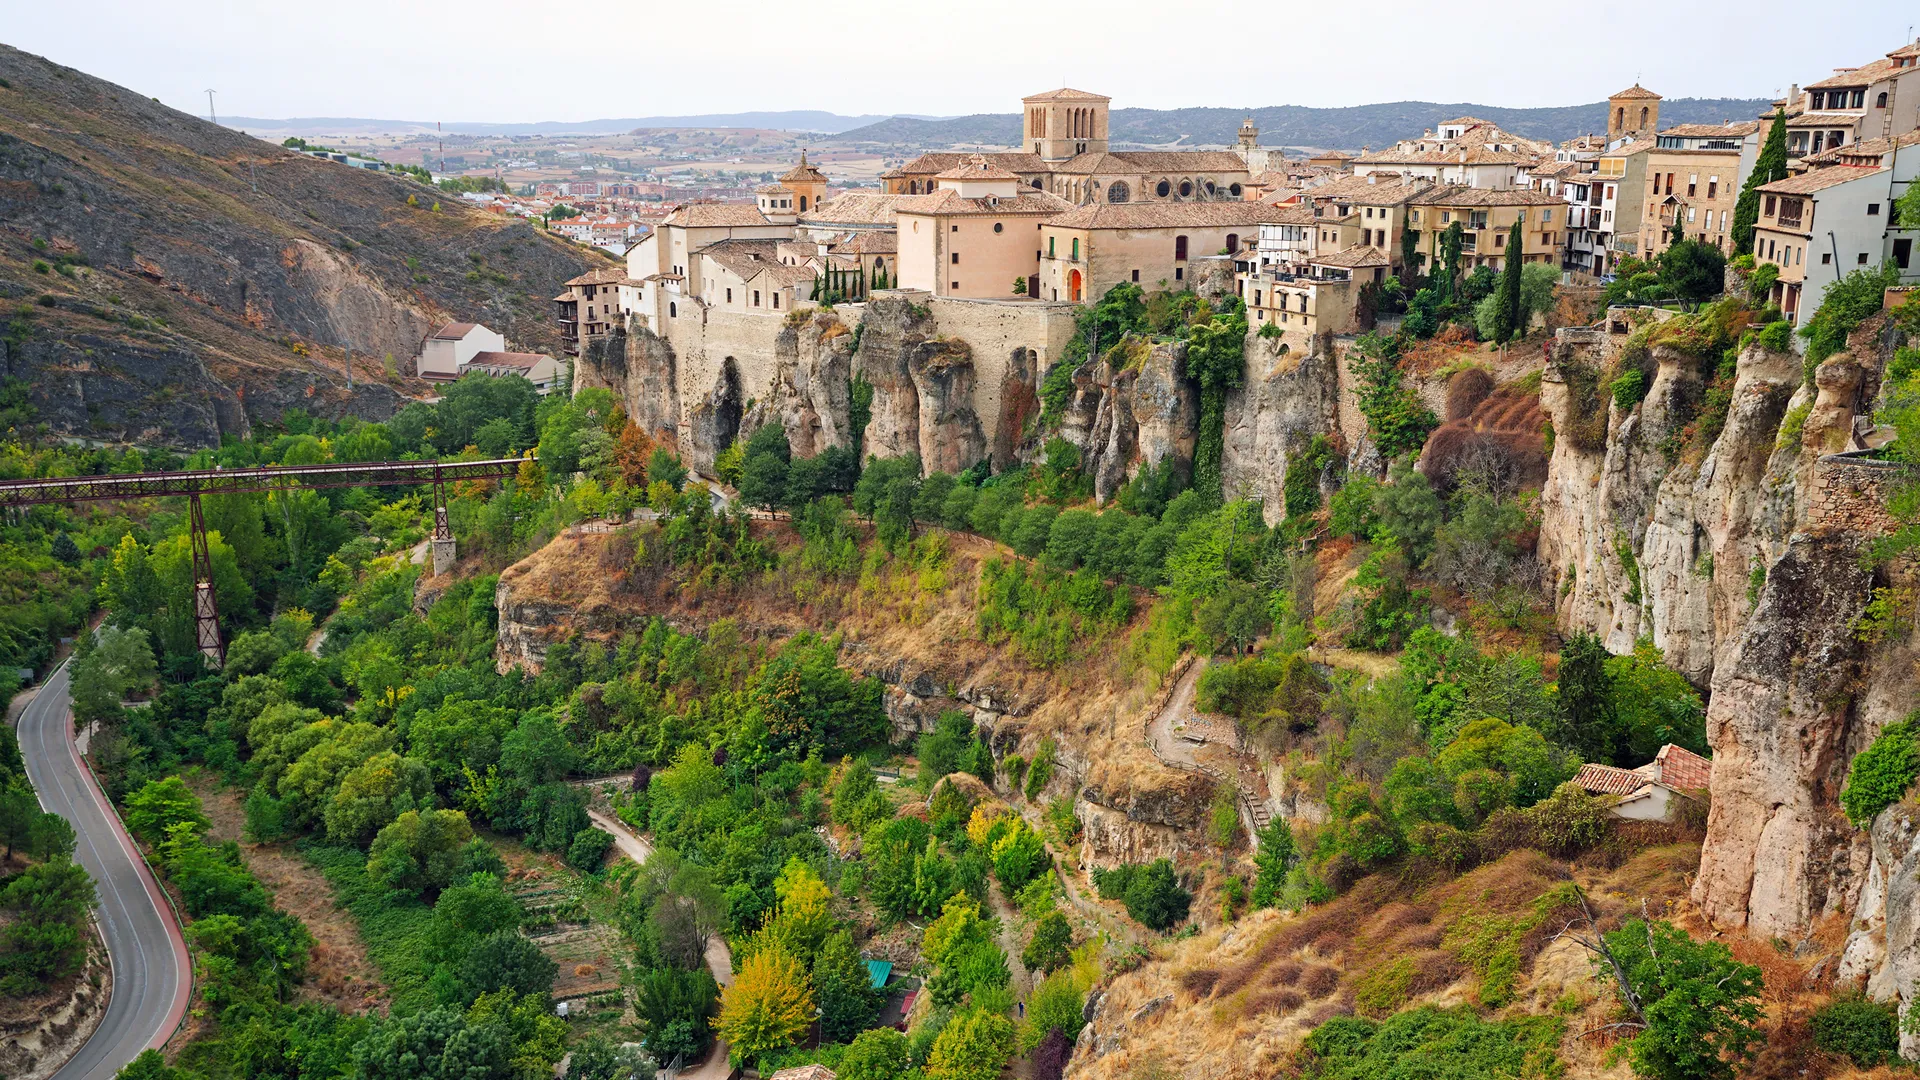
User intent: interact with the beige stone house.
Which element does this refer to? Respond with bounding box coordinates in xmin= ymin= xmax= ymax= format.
xmin=894 ymin=157 xmax=1072 ymax=299
xmin=1036 ymin=201 xmax=1277 ymax=303
xmin=1405 ymin=186 xmax=1567 ymax=271
xmin=1637 ymin=122 xmax=1760 ymax=260
xmin=1750 ymin=165 xmax=1894 ymax=322
xmin=1772 ymin=40 xmax=1920 ymax=164
xmin=1299 ymin=173 xmax=1435 ymax=277
xmin=554 ymin=269 xmax=633 ymax=354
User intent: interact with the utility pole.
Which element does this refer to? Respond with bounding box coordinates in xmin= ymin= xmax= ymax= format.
xmin=205 ymin=89 xmax=217 ymax=125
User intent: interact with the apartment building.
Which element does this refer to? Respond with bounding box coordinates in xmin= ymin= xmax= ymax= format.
xmin=1750 ymin=166 xmax=1893 ymax=321
xmin=1775 ymin=41 xmax=1920 ymax=164
xmin=1038 ymin=201 xmax=1277 ymax=303
xmin=1638 ymin=122 xmax=1761 ymax=259
xmin=1404 ymin=187 xmax=1566 ymax=272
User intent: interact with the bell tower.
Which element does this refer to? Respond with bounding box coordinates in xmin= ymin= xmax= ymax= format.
xmin=1607 ymin=84 xmax=1663 ymax=142
xmin=1022 ymin=88 xmax=1111 ymax=162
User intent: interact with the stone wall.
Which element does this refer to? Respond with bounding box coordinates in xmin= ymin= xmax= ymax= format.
xmin=927 ymin=295 xmax=1078 ymax=467
xmin=1809 ymin=453 xmax=1909 ymax=537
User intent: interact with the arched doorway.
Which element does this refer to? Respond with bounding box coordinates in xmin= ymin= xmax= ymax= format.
xmin=1068 ymin=269 xmax=1083 ymax=303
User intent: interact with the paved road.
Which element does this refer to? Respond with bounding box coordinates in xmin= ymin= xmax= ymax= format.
xmin=17 ymin=660 xmax=191 ymax=1080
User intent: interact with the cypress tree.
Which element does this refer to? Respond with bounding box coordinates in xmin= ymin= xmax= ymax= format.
xmin=1399 ymin=223 xmax=1419 ymax=282
xmin=1495 ymin=219 xmax=1525 ymax=342
xmin=1670 ymin=212 xmax=1686 ymax=247
xmin=1730 ymin=110 xmax=1787 ymax=255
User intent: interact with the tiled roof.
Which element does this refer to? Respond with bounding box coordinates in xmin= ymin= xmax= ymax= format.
xmin=465 ymin=350 xmax=549 ymax=371
xmin=1044 ymin=201 xmax=1285 ymax=230
xmin=1610 ymin=84 xmax=1663 ymax=100
xmin=1756 ymin=164 xmax=1884 ymax=194
xmin=1530 ymin=161 xmax=1580 ymax=178
xmin=698 ymin=238 xmax=786 ymax=279
xmin=1805 ymin=58 xmax=1901 ymax=90
xmin=1311 ymin=245 xmax=1391 ymax=269
xmin=1652 ymin=744 xmax=1712 ymax=790
xmin=934 ymin=154 xmax=1023 ymax=181
xmin=660 ymin=202 xmax=773 ymax=228
xmin=755 ymin=183 xmax=787 ymax=195
xmin=1309 ymin=148 xmax=1355 ymax=160
xmin=431 ymin=321 xmax=480 ymax=339
xmin=748 ymin=262 xmax=818 ymax=287
xmin=1659 ymin=121 xmax=1762 ymax=138
xmin=1409 ymin=184 xmax=1565 ymax=207
xmin=1023 ymin=87 xmax=1110 ymax=102
xmin=893 ymin=190 xmax=1073 ymax=217
xmin=839 ymin=231 xmax=897 ymax=254
xmin=1787 ymin=111 xmax=1866 ymax=129
xmin=801 ymin=192 xmax=912 ymax=226
xmin=1303 ymin=173 xmax=1434 ymax=202
xmin=564 ymin=268 xmax=631 ymax=287
xmin=1258 ymin=204 xmax=1316 ymax=225
xmin=1802 ymin=129 xmax=1920 ymax=164
xmin=780 ymin=151 xmax=827 ymax=185
xmin=1049 ymin=150 xmax=1251 ymax=174
xmin=889 ymin=151 xmax=1050 ymax=177
xmin=1604 ymin=138 xmax=1657 ymax=158
xmin=1575 ymin=763 xmax=1649 ymax=796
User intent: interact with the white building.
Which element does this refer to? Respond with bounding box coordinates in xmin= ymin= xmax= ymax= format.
xmin=418 ymin=322 xmax=506 ymax=381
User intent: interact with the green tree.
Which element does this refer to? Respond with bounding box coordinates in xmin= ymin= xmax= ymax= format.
xmin=123 ymin=776 xmax=210 ymax=848
xmin=1660 ymin=241 xmax=1727 ymax=311
xmin=1250 ymin=820 xmax=1296 ymax=908
xmin=813 ymin=929 xmax=880 ymax=1042
xmin=926 ymin=1009 xmax=1016 ymax=1080
xmin=459 ymin=929 xmax=557 ymax=1001
xmin=1492 ymin=220 xmax=1526 ymax=343
xmin=1598 ymin=918 xmax=1764 ymax=1080
xmin=367 ymin=809 xmax=476 ymax=898
xmin=1021 ymin=909 xmax=1072 ymax=973
xmin=1185 ymin=308 xmax=1249 ymax=500
xmin=1555 ymin=632 xmax=1621 ymax=765
xmin=1121 ymin=859 xmax=1190 ymax=931
xmin=563 ymin=1034 xmax=656 ymax=1080
xmin=839 ymin=1028 xmax=910 ymax=1080
xmin=1731 ymin=110 xmax=1787 ymax=254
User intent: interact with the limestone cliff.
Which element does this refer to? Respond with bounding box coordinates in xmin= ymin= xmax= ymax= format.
xmin=1222 ymin=335 xmax=1343 ymax=523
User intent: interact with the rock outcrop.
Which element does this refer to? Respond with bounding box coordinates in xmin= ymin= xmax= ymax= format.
xmin=1222 ymin=334 xmax=1342 ymax=523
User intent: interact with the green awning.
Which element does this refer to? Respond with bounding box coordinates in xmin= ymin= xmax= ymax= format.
xmin=865 ymin=959 xmax=892 ymax=990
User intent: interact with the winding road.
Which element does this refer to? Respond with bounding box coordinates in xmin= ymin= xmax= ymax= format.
xmin=16 ymin=660 xmax=190 ymax=1080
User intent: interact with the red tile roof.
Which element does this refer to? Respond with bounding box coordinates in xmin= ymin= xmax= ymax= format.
xmin=432 ymin=321 xmax=480 ymax=339
xmin=1652 ymin=744 xmax=1712 ymax=790
xmin=1575 ymin=763 xmax=1648 ymax=796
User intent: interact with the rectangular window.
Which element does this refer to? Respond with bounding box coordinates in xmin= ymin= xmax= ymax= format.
xmin=951 ymin=225 xmax=959 ymax=232
xmin=773 ymin=294 xmax=780 ymax=309
xmin=1858 ymin=252 xmax=1870 ymax=265
xmin=752 ymin=290 xmax=761 ymax=306
xmin=1764 ymin=195 xmax=1777 ymax=217
xmin=1687 ymin=207 xmax=1696 ymax=222
xmin=1688 ymin=174 xmax=1697 ymax=196
xmin=1708 ymin=177 xmax=1719 ymax=199
xmin=1072 ymin=239 xmax=1080 ymax=260
xmin=1175 ymin=267 xmax=1184 ymax=280
xmin=1542 ymin=207 xmax=1553 ymax=222
xmin=1132 ymin=269 xmax=1140 ymax=282
xmin=1869 ymin=203 xmax=1881 ymax=215
xmin=951 ymin=252 xmax=960 ymax=264
xmin=1048 ymin=237 xmax=1055 ymax=257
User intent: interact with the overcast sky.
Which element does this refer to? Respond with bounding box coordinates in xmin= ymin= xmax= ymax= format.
xmin=9 ymin=0 xmax=1918 ymax=122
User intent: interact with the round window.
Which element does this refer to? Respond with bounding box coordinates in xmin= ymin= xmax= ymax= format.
xmin=1178 ymin=180 xmax=1193 ymax=197
xmin=994 ymin=222 xmax=1003 ymax=233
xmin=1230 ymin=183 xmax=1243 ymax=197
xmin=1156 ymin=180 xmax=1171 ymax=198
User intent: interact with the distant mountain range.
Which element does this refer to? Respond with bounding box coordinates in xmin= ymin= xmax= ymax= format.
xmin=825 ymin=98 xmax=1779 ymax=151
xmin=221 ymin=111 xmax=939 ymax=137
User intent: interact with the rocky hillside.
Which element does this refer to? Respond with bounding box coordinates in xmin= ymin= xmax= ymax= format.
xmin=0 ymin=43 xmax=605 ymax=447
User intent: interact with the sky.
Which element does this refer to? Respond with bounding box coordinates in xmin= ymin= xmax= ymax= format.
xmin=8 ymin=0 xmax=1919 ymax=123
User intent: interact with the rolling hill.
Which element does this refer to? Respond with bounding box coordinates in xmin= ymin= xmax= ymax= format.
xmin=828 ymin=97 xmax=1777 ymax=150
xmin=0 ymin=43 xmax=603 ymax=448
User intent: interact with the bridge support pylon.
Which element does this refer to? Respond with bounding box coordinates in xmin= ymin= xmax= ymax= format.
xmin=187 ymin=493 xmax=224 ymax=669
xmin=431 ymin=464 xmax=455 ymax=576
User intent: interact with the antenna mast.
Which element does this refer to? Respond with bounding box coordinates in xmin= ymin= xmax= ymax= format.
xmin=205 ymin=89 xmax=217 ymax=125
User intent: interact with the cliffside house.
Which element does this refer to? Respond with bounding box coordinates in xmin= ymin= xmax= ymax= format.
xmin=1037 ymin=199 xmax=1278 ymax=303
xmin=418 ymin=321 xmax=504 ymax=381
xmin=554 ymin=268 xmax=635 ymax=354
xmin=1404 ymin=186 xmax=1568 ymax=272
xmin=1637 ymin=122 xmax=1762 ymax=261
xmin=1349 ymin=116 xmax=1553 ymax=190
xmin=1770 ymin=39 xmax=1920 ymax=165
xmin=1748 ymin=162 xmax=1918 ymax=324
xmin=1575 ymin=744 xmax=1712 ymax=822
xmin=463 ymin=350 xmax=564 ymax=394
xmin=894 ymin=156 xmax=1073 ymax=299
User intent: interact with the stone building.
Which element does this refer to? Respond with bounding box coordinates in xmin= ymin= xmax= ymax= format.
xmin=882 ymin=87 xmax=1252 ymax=206
xmin=1638 ymin=121 xmax=1761 ymax=259
xmin=1037 ymin=200 xmax=1279 ymax=302
xmin=1405 ymin=186 xmax=1568 ymax=271
xmin=893 ymin=156 xmax=1074 ymax=299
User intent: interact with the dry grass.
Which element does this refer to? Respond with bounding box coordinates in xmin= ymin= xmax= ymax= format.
xmin=192 ymin=779 xmax=386 ymax=1013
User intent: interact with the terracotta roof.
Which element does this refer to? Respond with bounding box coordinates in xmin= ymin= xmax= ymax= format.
xmin=1530 ymin=161 xmax=1581 ymax=178
xmin=1651 ymin=744 xmax=1712 ymax=790
xmin=1610 ymin=84 xmax=1663 ymax=100
xmin=1603 ymin=138 xmax=1657 ymax=158
xmin=1892 ymin=42 xmax=1920 ymax=59
xmin=1575 ymin=763 xmax=1648 ymax=796
xmin=465 ymin=350 xmax=549 ymax=371
xmin=1258 ymin=204 xmax=1317 ymax=225
xmin=1659 ymin=121 xmax=1761 ymax=138
xmin=1787 ymin=112 xmax=1864 ymax=129
xmin=1303 ymin=173 xmax=1435 ymax=202
xmin=934 ymin=154 xmax=1023 ymax=181
xmin=1023 ymin=87 xmax=1111 ymax=102
xmin=1048 ymin=150 xmax=1250 ymax=175
xmin=1756 ymin=164 xmax=1884 ymax=194
xmin=1409 ymin=184 xmax=1564 ymax=207
xmin=839 ymin=231 xmax=897 ymax=254
xmin=431 ymin=321 xmax=480 ymax=339
xmin=1044 ymin=201 xmax=1285 ymax=230
xmin=1311 ymin=245 xmax=1390 ymax=269
xmin=1802 ymin=129 xmax=1920 ymax=164
xmin=1805 ymin=59 xmax=1901 ymax=90
xmin=801 ymin=192 xmax=913 ymax=226
xmin=1309 ymin=148 xmax=1356 ymax=160
xmin=698 ymin=238 xmax=786 ymax=280
xmin=755 ymin=183 xmax=788 ymax=195
xmin=660 ymin=202 xmax=773 ymax=228
xmin=564 ymin=268 xmax=631 ymax=287
xmin=893 ymin=189 xmax=1073 ymax=217
xmin=781 ymin=151 xmax=827 ymax=185
xmin=889 ymin=151 xmax=1050 ymax=177
xmin=747 ymin=263 xmax=818 ymax=288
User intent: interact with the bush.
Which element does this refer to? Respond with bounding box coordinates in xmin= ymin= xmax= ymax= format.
xmin=1840 ymin=719 xmax=1920 ymax=827
xmin=1811 ymin=995 xmax=1898 ymax=1067
xmin=566 ymin=827 xmax=616 ymax=871
xmin=1757 ymin=319 xmax=1791 ymax=352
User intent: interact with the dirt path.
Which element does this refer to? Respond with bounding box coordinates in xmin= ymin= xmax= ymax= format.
xmin=1146 ymin=658 xmax=1207 ymax=768
xmin=193 ymin=780 xmax=385 ymax=1013
xmin=585 ymin=808 xmax=734 ymax=1080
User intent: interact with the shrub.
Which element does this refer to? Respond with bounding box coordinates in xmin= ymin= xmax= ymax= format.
xmin=1610 ymin=368 xmax=1648 ymax=410
xmin=1840 ymin=719 xmax=1920 ymax=827
xmin=1757 ymin=320 xmax=1791 ymax=352
xmin=1811 ymin=994 xmax=1898 ymax=1066
xmin=566 ymin=827 xmax=615 ymax=871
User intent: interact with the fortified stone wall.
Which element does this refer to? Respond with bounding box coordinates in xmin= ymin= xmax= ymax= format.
xmin=1809 ymin=452 xmax=1908 ymax=537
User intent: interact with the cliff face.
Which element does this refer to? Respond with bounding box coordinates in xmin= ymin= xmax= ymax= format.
xmin=1222 ymin=335 xmax=1343 ymax=523
xmin=0 ymin=43 xmax=600 ymax=447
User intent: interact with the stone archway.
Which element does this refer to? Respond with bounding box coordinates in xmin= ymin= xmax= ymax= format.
xmin=1068 ymin=269 xmax=1083 ymax=303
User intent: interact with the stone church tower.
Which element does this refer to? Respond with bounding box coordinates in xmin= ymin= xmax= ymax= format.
xmin=1022 ymin=88 xmax=1111 ymax=162
xmin=1607 ymin=84 xmax=1662 ymax=142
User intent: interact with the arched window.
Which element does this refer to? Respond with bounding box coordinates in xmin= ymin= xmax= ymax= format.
xmin=1225 ymin=234 xmax=1239 ymax=254
xmin=1068 ymin=269 xmax=1083 ymax=303
xmin=1878 ymin=91 xmax=1890 ymax=108
xmin=798 ymin=195 xmax=808 ymax=212
xmin=1032 ymin=178 xmax=1043 ymax=189
xmin=1107 ymin=181 xmax=1130 ymax=203
xmin=669 ymin=302 xmax=677 ymax=318
xmin=1615 ymin=107 xmax=1624 ymax=130
xmin=1204 ymin=180 xmax=1217 ymax=196
xmin=1174 ymin=235 xmax=1188 ymax=260
xmin=1178 ymin=179 xmax=1193 ymax=198
xmin=1229 ymin=183 xmax=1243 ymax=198
xmin=1639 ymin=106 xmax=1649 ymax=128
xmin=1155 ymin=179 xmax=1171 ymax=198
